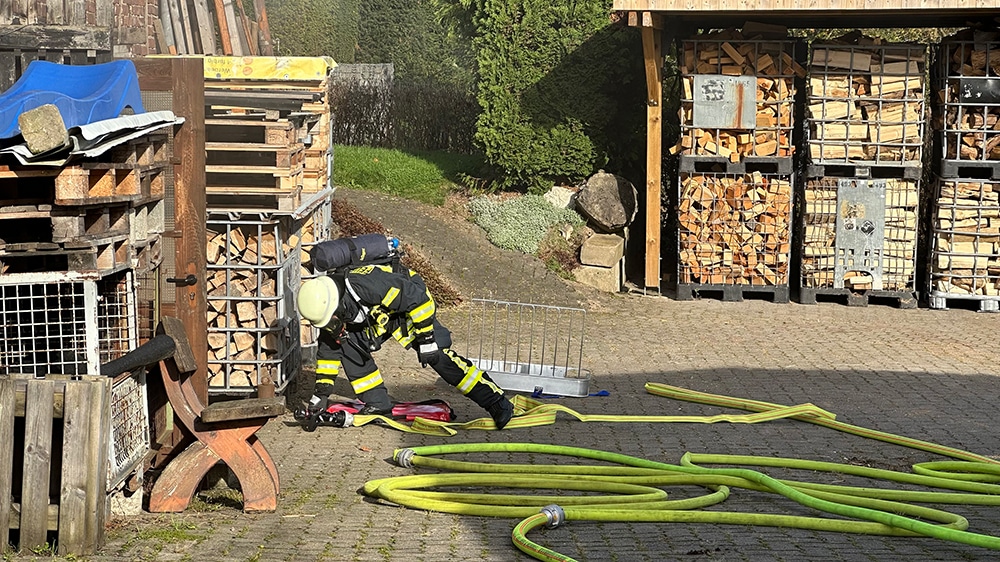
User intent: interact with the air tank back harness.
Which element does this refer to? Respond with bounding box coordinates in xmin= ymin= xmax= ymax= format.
xmin=358 ymin=383 xmax=1000 ymax=561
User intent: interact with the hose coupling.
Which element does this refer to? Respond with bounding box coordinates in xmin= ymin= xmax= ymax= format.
xmin=540 ymin=504 xmax=565 ymax=529
xmin=396 ymin=448 xmax=416 ymax=468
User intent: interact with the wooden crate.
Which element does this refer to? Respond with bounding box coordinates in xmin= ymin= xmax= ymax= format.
xmin=0 ymin=375 xmax=111 ymax=556
xmin=671 ymin=30 xmax=804 ymax=162
xmin=807 ymin=40 xmax=927 ymax=167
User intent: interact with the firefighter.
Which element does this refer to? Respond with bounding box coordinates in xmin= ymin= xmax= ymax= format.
xmin=296 ymin=263 xmax=515 ymax=429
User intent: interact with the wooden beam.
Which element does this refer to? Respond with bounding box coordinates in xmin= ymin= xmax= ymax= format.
xmin=191 ymin=0 xmax=219 ymax=54
xmin=134 ymin=57 xmax=209 ymax=404
xmin=213 ymin=0 xmax=233 ymax=55
xmin=253 ymin=0 xmax=275 ymax=56
xmin=642 ymin=25 xmax=663 ymax=289
xmin=0 ymin=25 xmax=111 ymax=50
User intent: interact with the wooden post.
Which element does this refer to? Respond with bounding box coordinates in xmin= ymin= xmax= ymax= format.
xmin=171 ymin=58 xmax=209 ymax=404
xmin=640 ymin=13 xmax=664 ymax=289
xmin=133 ymin=58 xmax=209 ymax=405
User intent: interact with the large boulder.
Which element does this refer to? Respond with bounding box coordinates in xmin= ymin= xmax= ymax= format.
xmin=575 ymin=171 xmax=637 ymax=232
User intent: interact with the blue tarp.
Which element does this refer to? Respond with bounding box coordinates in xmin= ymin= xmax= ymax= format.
xmin=0 ymin=59 xmax=146 ymax=140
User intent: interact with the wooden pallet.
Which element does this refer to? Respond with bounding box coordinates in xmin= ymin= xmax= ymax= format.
xmin=0 ymin=375 xmax=112 ymax=556
xmin=799 ymin=287 xmax=918 ymax=308
xmin=928 ymin=292 xmax=1000 ymax=313
xmin=0 ymin=235 xmax=131 ymax=274
xmin=674 ymin=282 xmax=790 ymax=303
xmin=0 ymin=202 xmax=131 ymax=244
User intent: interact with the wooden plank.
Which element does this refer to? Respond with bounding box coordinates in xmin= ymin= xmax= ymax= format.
xmin=213 ymin=0 xmax=234 ymax=55
xmin=0 ymin=25 xmax=111 ymax=49
xmin=253 ymin=0 xmax=274 ymax=55
xmin=176 ymin=0 xmax=199 ymax=53
xmin=0 ymin=378 xmax=13 ymax=555
xmin=167 ymin=0 xmax=188 ymax=54
xmin=85 ymin=377 xmax=111 ymax=553
xmin=221 ymin=0 xmax=245 ymax=56
xmin=169 ymin=58 xmax=210 ymax=404
xmin=235 ymin=0 xmax=258 ymax=55
xmin=67 ymin=0 xmax=86 ymax=26
xmin=20 ymin=380 xmax=56 ymax=552
xmin=191 ymin=0 xmax=219 ymax=54
xmin=57 ymin=382 xmax=91 ymax=555
xmin=642 ymin=25 xmax=663 ymax=288
xmin=95 ymin=0 xmax=113 ymax=26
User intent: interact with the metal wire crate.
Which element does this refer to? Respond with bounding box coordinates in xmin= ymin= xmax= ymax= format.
xmin=936 ymin=33 xmax=1000 ymax=175
xmin=460 ymin=299 xmax=589 ymax=397
xmin=801 ymin=177 xmax=920 ymax=292
xmin=677 ymin=171 xmax=793 ymax=287
xmin=206 ymin=211 xmax=300 ymax=393
xmin=807 ymin=42 xmax=927 ymax=166
xmin=108 ymin=369 xmax=149 ymax=489
xmin=677 ymin=36 xmax=801 ymax=162
xmin=928 ymin=177 xmax=1000 ymax=309
xmin=0 ymin=270 xmax=137 ymax=377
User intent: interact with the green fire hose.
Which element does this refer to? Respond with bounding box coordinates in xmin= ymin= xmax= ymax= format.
xmin=359 ymin=384 xmax=1000 ymax=561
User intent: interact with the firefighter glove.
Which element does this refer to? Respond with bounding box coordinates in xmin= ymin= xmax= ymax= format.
xmin=414 ymin=332 xmax=440 ymax=367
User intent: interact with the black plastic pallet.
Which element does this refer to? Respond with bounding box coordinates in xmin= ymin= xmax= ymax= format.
xmin=798 ymin=287 xmax=918 ymax=309
xmin=675 ymin=283 xmax=790 ymax=303
xmin=927 ymin=292 xmax=1000 ymax=313
xmin=939 ymin=159 xmax=1000 ymax=180
xmin=678 ymin=155 xmax=793 ymax=175
xmin=806 ymin=162 xmax=921 ymax=180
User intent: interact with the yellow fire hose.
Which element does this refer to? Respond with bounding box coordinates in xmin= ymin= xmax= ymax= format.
xmin=358 ymin=383 xmax=1000 ymax=561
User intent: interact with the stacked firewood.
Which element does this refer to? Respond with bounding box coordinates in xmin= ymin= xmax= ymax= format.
xmin=677 ymin=172 xmax=792 ymax=285
xmin=205 ymin=220 xmax=299 ymax=388
xmin=672 ymin=28 xmax=804 ymax=161
xmin=808 ymin=42 xmax=926 ymax=163
xmin=931 ymin=179 xmax=1000 ymax=296
xmin=800 ymin=178 xmax=919 ymax=290
xmin=939 ymin=31 xmax=1000 ymax=161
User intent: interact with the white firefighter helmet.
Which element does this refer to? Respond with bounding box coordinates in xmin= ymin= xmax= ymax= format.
xmin=297 ymin=276 xmax=340 ymax=328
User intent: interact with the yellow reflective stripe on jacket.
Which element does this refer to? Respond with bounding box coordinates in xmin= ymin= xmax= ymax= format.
xmin=408 ymin=295 xmax=435 ymax=326
xmin=351 ymin=370 xmax=384 ymax=394
xmin=317 ymin=360 xmax=341 ymax=376
xmin=381 ymin=287 xmax=400 ymax=307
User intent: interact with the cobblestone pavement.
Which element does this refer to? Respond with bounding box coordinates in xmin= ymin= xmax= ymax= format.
xmin=29 ymin=189 xmax=1000 ymax=562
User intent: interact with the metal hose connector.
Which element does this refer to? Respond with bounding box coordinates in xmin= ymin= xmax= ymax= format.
xmin=395 ymin=448 xmax=416 ymax=468
xmin=540 ymin=504 xmax=566 ymax=529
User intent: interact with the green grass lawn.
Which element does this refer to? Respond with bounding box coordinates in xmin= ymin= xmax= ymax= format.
xmin=332 ymin=145 xmax=486 ymax=205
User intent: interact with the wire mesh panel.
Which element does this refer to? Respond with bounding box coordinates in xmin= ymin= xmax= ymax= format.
xmin=108 ymin=369 xmax=149 ymax=489
xmin=801 ymin=177 xmax=919 ymax=291
xmin=808 ymin=42 xmax=926 ymax=166
xmin=929 ymin=178 xmax=1000 ymax=310
xmin=206 ymin=212 xmax=299 ymax=393
xmin=298 ymin=196 xmax=332 ymax=350
xmin=134 ymin=266 xmax=160 ymax=344
xmin=97 ymin=270 xmax=138 ymax=365
xmin=937 ymin=30 xmax=1000 ymax=177
xmin=461 ymin=299 xmax=589 ymax=397
xmin=0 ymin=271 xmax=99 ymax=376
xmin=675 ymin=33 xmax=802 ymax=162
xmin=677 ymin=171 xmax=793 ymax=287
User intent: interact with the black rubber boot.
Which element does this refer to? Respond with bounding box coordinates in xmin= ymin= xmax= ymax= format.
xmin=358 ymin=387 xmax=393 ymax=416
xmin=486 ymin=396 xmax=514 ymax=429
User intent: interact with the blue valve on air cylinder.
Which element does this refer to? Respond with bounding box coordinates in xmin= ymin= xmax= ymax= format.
xmin=387 ymin=236 xmax=400 ymax=251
